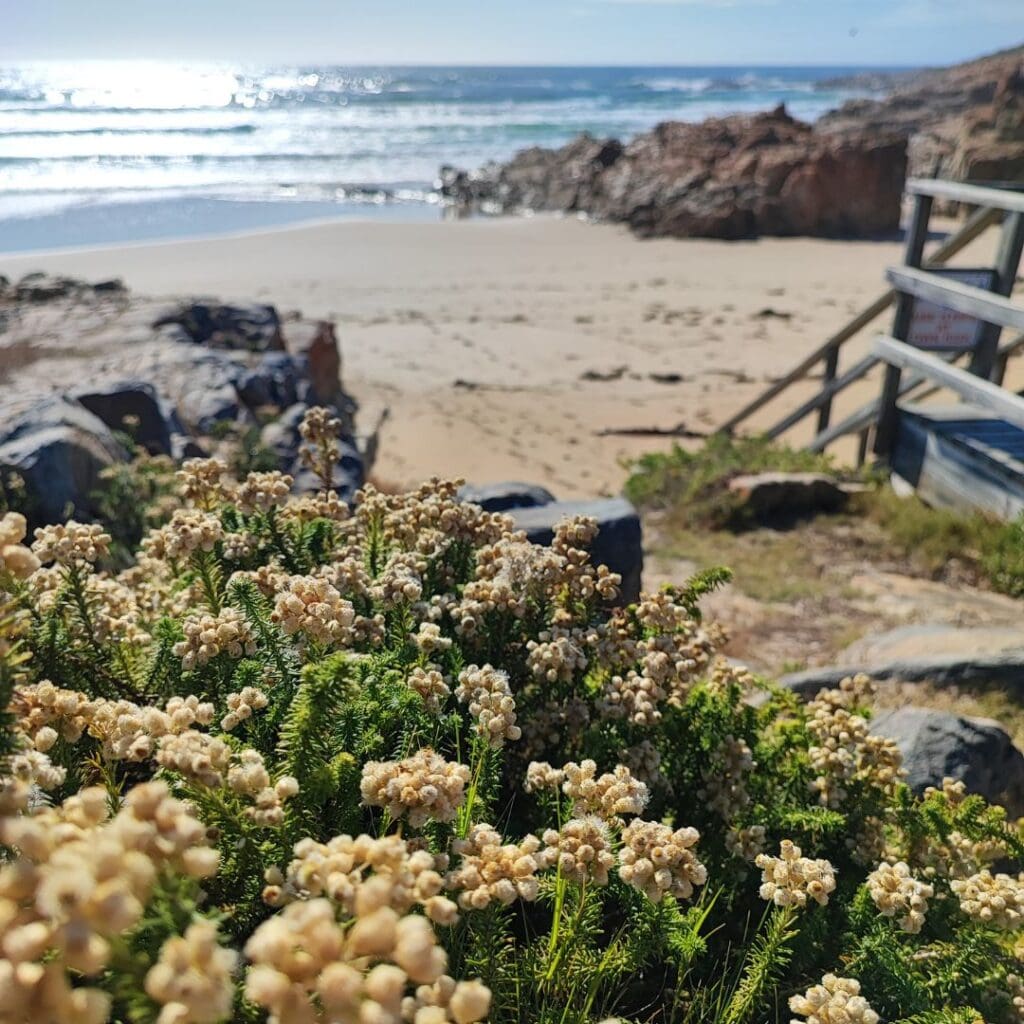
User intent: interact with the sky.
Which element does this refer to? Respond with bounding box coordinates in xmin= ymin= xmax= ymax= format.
xmin=3 ymin=0 xmax=1022 ymax=66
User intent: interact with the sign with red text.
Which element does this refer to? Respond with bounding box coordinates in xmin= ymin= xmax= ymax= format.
xmin=906 ymin=267 xmax=998 ymax=351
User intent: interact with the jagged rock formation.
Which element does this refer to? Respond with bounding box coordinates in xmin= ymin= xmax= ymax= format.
xmin=441 ymin=106 xmax=907 ymax=239
xmin=441 ymin=44 xmax=1024 ymax=237
xmin=818 ymin=44 xmax=1024 ymax=196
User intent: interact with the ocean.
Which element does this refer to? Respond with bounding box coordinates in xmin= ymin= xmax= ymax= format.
xmin=0 ymin=61 xmax=895 ymax=253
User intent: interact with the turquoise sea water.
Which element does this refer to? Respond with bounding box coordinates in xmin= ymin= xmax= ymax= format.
xmin=0 ymin=62 xmax=900 ymax=252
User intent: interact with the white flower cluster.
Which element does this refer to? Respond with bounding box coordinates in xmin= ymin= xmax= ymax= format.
xmin=951 ymin=870 xmax=1024 ymax=930
xmin=525 ymin=627 xmax=588 ymax=683
xmin=866 ymin=861 xmax=933 ymax=933
xmin=0 ymin=511 xmax=40 ymax=580
xmin=32 ymin=520 xmax=111 ymax=566
xmin=222 ymin=686 xmax=270 ymax=731
xmin=177 ymin=457 xmax=231 ymax=509
xmin=13 ymin=682 xmax=216 ymax=763
xmin=561 ymin=760 xmax=649 ymax=820
xmin=173 ymin=607 xmax=257 ymax=669
xmin=372 ymin=554 xmax=425 ymax=607
xmin=755 ymin=840 xmax=836 ymax=909
xmin=447 ymin=823 xmax=543 ymax=909
xmin=244 ymin=898 xmax=490 ymax=1024
xmin=789 ymin=975 xmax=879 ymax=1024
xmin=455 ymin=663 xmax=521 ymax=748
xmin=263 ymin=832 xmax=457 ymax=926
xmin=412 ymin=621 xmax=453 ymax=655
xmin=272 ymin=575 xmax=355 ymax=648
xmin=143 ymin=510 xmax=224 ymax=562
xmin=236 ymin=470 xmax=293 ymax=513
xmin=0 ymin=781 xmax=218 ymax=1024
xmin=618 ymin=820 xmax=707 ymax=903
xmin=407 ymin=667 xmax=451 ymax=712
xmin=540 ymin=816 xmax=616 ymax=885
xmin=145 ymin=920 xmax=238 ymax=1024
xmin=360 ymin=749 xmax=470 ymax=828
xmin=524 ymin=761 xmax=566 ymax=794
xmin=806 ymin=676 xmax=903 ymax=808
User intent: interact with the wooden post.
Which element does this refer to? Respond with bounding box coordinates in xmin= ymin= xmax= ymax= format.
xmin=816 ymin=346 xmax=840 ymax=433
xmin=970 ymin=211 xmax=1024 ymax=381
xmin=874 ymin=192 xmax=933 ymax=460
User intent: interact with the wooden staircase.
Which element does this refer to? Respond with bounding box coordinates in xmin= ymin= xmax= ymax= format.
xmin=719 ymin=178 xmax=1024 ymax=519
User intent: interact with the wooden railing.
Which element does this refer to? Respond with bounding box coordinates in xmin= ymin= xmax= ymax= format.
xmin=718 ymin=177 xmax=1024 ymax=462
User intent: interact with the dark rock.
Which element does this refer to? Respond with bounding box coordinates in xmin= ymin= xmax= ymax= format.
xmin=727 ymin=471 xmax=847 ymax=521
xmin=91 ymin=279 xmax=126 ymax=293
xmin=458 ymin=481 xmax=556 ymax=512
xmin=0 ymin=396 xmax=128 ymax=523
xmin=871 ymin=706 xmax=1024 ymax=817
xmin=508 ymin=497 xmax=643 ymax=603
xmin=73 ymin=381 xmax=177 ymax=455
xmin=282 ymin=320 xmax=343 ymax=406
xmin=152 ymin=301 xmax=284 ymax=352
xmin=444 ymin=108 xmax=906 ymax=239
xmin=780 ymin=655 xmax=1024 ymax=697
xmin=15 ymin=272 xmax=81 ymax=303
xmin=237 ymin=353 xmax=303 ymax=412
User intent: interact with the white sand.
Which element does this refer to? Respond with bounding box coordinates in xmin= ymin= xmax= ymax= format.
xmin=0 ymin=214 xmax=1004 ymax=496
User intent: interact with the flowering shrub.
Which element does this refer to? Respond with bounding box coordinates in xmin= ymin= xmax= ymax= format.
xmin=1 ymin=410 xmax=1024 ymax=1024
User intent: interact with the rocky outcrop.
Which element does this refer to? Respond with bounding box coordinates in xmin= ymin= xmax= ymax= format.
xmin=0 ymin=395 xmax=128 ymax=522
xmin=871 ymin=707 xmax=1024 ymax=817
xmin=817 ymin=45 xmax=1024 ymax=194
xmin=0 ymin=279 xmax=369 ymax=526
xmin=442 ymin=107 xmax=906 ymax=239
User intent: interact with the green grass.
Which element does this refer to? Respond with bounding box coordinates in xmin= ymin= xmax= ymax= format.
xmin=624 ymin=434 xmax=839 ymax=530
xmin=626 ymin=435 xmax=1024 ymax=599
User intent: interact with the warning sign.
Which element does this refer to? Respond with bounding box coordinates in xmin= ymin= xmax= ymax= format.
xmin=906 ymin=267 xmax=998 ymax=352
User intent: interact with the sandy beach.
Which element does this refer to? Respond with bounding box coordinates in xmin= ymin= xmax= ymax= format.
xmin=0 ymin=214 xmax=1006 ymax=496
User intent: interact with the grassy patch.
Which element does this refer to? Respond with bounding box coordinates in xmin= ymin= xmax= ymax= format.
xmin=624 ymin=433 xmax=839 ymax=530
xmin=628 ymin=435 xmax=1024 ymax=599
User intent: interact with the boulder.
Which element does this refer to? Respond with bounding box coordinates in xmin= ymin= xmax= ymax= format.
xmin=237 ymin=353 xmax=304 ymax=412
xmin=444 ymin=107 xmax=906 ymax=239
xmin=727 ymin=471 xmax=847 ymax=521
xmin=458 ymin=481 xmax=556 ymax=512
xmin=152 ymin=301 xmax=284 ymax=352
xmin=0 ymin=396 xmax=128 ymax=523
xmin=508 ymin=497 xmax=643 ymax=603
xmin=871 ymin=706 xmax=1024 ymax=817
xmin=282 ymin=320 xmax=342 ymax=406
xmin=73 ymin=380 xmax=177 ymax=455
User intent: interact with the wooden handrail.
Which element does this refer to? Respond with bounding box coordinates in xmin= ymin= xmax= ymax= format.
xmin=807 ymin=329 xmax=1024 ymax=452
xmin=908 ymin=178 xmax=1024 ymax=215
xmin=717 ymin=204 xmax=1001 ymax=435
xmin=886 ymin=266 xmax=1024 ymax=332
xmin=873 ymin=335 xmax=1024 ymax=429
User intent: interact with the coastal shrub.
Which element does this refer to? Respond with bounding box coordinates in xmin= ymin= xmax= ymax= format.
xmin=1 ymin=409 xmax=1024 ymax=1024
xmin=624 ymin=435 xmax=839 ymax=529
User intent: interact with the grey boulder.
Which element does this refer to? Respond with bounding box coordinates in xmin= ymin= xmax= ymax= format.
xmin=508 ymin=497 xmax=643 ymax=604
xmin=871 ymin=706 xmax=1024 ymax=817
xmin=0 ymin=395 xmax=128 ymax=523
xmin=458 ymin=481 xmax=556 ymax=512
